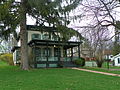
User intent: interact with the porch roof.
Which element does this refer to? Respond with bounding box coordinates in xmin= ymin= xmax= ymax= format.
xmin=28 ymin=40 xmax=82 ymax=49
xmin=11 ymin=46 xmax=20 ymax=52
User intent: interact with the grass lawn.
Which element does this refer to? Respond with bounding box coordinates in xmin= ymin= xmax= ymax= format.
xmin=0 ymin=61 xmax=120 ymax=90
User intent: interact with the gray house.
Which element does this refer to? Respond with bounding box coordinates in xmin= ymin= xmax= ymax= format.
xmin=12 ymin=25 xmax=82 ymax=68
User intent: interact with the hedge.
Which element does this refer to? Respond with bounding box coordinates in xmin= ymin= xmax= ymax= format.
xmin=74 ymin=57 xmax=85 ymax=67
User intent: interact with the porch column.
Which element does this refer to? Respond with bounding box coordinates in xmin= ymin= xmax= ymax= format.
xmin=46 ymin=42 xmax=49 ymax=68
xmin=78 ymin=43 xmax=80 ymax=58
xmin=71 ymin=47 xmax=73 ymax=61
xmin=65 ymin=48 xmax=67 ymax=57
xmin=64 ymin=48 xmax=67 ymax=61
xmin=34 ymin=46 xmax=37 ymax=68
xmin=58 ymin=47 xmax=60 ymax=62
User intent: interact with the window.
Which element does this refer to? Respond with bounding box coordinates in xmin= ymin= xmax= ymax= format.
xmin=43 ymin=34 xmax=50 ymax=40
xmin=34 ymin=48 xmax=41 ymax=61
xmin=54 ymin=48 xmax=61 ymax=57
xmin=43 ymin=48 xmax=52 ymax=57
xmin=35 ymin=48 xmax=41 ymax=57
xmin=32 ymin=34 xmax=41 ymax=40
xmin=118 ymin=58 xmax=120 ymax=64
xmin=16 ymin=50 xmax=20 ymax=61
xmin=110 ymin=55 xmax=113 ymax=58
xmin=53 ymin=35 xmax=59 ymax=41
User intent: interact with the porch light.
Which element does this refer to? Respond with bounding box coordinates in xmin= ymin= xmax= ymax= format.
xmin=54 ymin=45 xmax=56 ymax=47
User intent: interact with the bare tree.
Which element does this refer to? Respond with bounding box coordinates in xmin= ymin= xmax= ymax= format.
xmin=72 ymin=0 xmax=120 ymax=67
xmin=81 ymin=24 xmax=111 ymax=67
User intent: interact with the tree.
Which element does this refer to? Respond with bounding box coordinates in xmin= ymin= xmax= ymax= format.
xmin=19 ymin=0 xmax=29 ymax=70
xmin=81 ymin=24 xmax=111 ymax=67
xmin=73 ymin=0 xmax=120 ymax=56
xmin=0 ymin=0 xmax=82 ymax=70
xmin=74 ymin=0 xmax=120 ymax=35
xmin=0 ymin=0 xmax=19 ymax=40
xmin=112 ymin=21 xmax=120 ymax=55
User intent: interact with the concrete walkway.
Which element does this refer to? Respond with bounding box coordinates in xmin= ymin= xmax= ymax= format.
xmin=72 ymin=68 xmax=120 ymax=77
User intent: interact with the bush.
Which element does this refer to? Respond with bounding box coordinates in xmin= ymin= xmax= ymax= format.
xmin=74 ymin=57 xmax=85 ymax=67
xmin=96 ymin=60 xmax=104 ymax=68
xmin=0 ymin=53 xmax=14 ymax=65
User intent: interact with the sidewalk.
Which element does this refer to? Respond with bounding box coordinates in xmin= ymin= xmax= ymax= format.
xmin=72 ymin=67 xmax=120 ymax=77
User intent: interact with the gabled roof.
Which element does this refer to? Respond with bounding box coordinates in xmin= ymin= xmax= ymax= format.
xmin=11 ymin=46 xmax=20 ymax=52
xmin=111 ymin=53 xmax=120 ymax=60
xmin=28 ymin=39 xmax=82 ymax=49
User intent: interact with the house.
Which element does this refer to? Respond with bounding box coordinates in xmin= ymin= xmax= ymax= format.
xmin=103 ymin=50 xmax=113 ymax=60
xmin=12 ymin=25 xmax=82 ymax=68
xmin=111 ymin=53 xmax=120 ymax=66
xmin=80 ymin=47 xmax=92 ymax=61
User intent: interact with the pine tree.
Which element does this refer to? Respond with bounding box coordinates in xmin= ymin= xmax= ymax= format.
xmin=0 ymin=0 xmax=82 ymax=70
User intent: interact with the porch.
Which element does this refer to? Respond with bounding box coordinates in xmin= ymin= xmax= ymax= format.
xmin=35 ymin=57 xmax=79 ymax=68
xmin=28 ymin=39 xmax=82 ymax=68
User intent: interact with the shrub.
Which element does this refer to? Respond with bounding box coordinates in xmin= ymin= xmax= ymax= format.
xmin=74 ymin=57 xmax=85 ymax=67
xmin=96 ymin=60 xmax=104 ymax=68
xmin=0 ymin=53 xmax=14 ymax=65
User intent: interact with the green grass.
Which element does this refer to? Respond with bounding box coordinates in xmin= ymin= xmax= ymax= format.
xmin=0 ymin=61 xmax=8 ymax=66
xmin=0 ymin=61 xmax=120 ymax=90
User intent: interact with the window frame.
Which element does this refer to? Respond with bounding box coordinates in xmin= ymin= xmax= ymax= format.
xmin=118 ymin=58 xmax=120 ymax=64
xmin=43 ymin=48 xmax=52 ymax=57
xmin=32 ymin=34 xmax=41 ymax=40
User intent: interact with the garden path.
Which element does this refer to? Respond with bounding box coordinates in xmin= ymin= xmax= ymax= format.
xmin=72 ymin=68 xmax=120 ymax=77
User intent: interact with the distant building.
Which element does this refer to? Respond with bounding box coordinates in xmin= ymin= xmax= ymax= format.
xmin=111 ymin=53 xmax=120 ymax=66
xmin=103 ymin=50 xmax=113 ymax=60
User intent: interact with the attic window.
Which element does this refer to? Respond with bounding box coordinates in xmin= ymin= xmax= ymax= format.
xmin=43 ymin=34 xmax=50 ymax=40
xmin=32 ymin=34 xmax=41 ymax=40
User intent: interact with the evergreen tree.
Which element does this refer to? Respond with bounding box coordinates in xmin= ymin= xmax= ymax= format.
xmin=0 ymin=0 xmax=82 ymax=70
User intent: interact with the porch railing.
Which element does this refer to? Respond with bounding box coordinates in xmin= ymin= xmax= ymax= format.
xmin=36 ymin=57 xmax=58 ymax=61
xmin=36 ymin=56 xmax=79 ymax=62
xmin=62 ymin=57 xmax=79 ymax=61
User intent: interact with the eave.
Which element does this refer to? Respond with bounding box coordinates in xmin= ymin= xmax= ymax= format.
xmin=28 ymin=39 xmax=82 ymax=49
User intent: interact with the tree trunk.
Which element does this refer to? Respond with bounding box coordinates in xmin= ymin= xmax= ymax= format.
xmin=20 ymin=0 xmax=29 ymax=70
